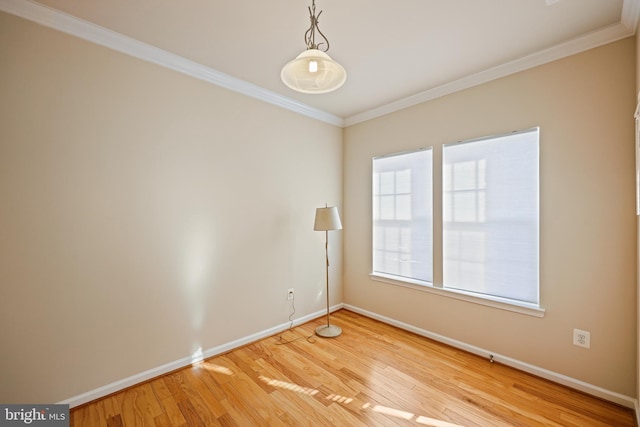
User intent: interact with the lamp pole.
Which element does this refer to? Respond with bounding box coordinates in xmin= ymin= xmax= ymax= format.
xmin=314 ymin=205 xmax=342 ymax=338
xmin=324 ymin=229 xmax=330 ymax=328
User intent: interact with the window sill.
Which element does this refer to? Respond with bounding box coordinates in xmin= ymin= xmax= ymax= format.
xmin=369 ymin=273 xmax=545 ymax=318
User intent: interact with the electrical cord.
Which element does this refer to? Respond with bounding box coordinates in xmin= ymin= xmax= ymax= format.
xmin=276 ymin=292 xmax=316 ymax=345
xmin=288 ymin=291 xmax=296 ymax=329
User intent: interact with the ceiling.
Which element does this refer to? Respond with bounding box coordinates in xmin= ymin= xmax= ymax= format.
xmin=4 ymin=0 xmax=640 ymax=125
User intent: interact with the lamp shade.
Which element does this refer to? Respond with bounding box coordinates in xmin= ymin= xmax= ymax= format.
xmin=314 ymin=206 xmax=342 ymax=231
xmin=281 ymin=49 xmax=346 ymax=94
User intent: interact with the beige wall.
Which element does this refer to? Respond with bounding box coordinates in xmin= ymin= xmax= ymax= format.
xmin=1 ymin=7 xmax=636 ymax=405
xmin=0 ymin=12 xmax=343 ymax=403
xmin=636 ymin=31 xmax=640 ymax=409
xmin=344 ymin=38 xmax=637 ymax=396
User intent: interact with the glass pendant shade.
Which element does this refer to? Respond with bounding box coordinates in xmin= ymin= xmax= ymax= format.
xmin=281 ymin=49 xmax=346 ymax=94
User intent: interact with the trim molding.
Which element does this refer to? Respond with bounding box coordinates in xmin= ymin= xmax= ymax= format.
xmin=57 ymin=304 xmax=344 ymax=408
xmin=343 ymin=304 xmax=637 ymax=410
xmin=622 ymin=0 xmax=640 ymax=32
xmin=343 ymin=22 xmax=635 ymax=126
xmin=370 ymin=273 xmax=546 ymax=318
xmin=1 ymin=0 xmax=637 ymax=128
xmin=57 ymin=302 xmax=635 ymax=411
xmin=0 ymin=0 xmax=344 ymax=127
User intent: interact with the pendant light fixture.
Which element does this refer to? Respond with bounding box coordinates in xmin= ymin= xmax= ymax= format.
xmin=281 ymin=0 xmax=346 ymax=94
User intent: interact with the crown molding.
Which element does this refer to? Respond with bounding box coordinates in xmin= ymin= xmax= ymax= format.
xmin=622 ymin=0 xmax=640 ymax=32
xmin=0 ymin=0 xmax=345 ymax=127
xmin=344 ymin=21 xmax=635 ymax=126
xmin=1 ymin=0 xmax=634 ymax=129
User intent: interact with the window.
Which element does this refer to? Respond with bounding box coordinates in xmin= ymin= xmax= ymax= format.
xmin=443 ymin=128 xmax=539 ymax=305
xmin=372 ymin=148 xmax=432 ymax=284
xmin=371 ymin=128 xmax=540 ymax=311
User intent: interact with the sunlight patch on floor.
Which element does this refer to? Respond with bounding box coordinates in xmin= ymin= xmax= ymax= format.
xmin=326 ymin=394 xmax=353 ymax=404
xmin=197 ymin=362 xmax=234 ymax=376
xmin=363 ymin=402 xmax=413 ymax=420
xmin=415 ymin=415 xmax=465 ymax=427
xmin=259 ymin=375 xmax=464 ymax=426
xmin=259 ymin=376 xmax=319 ymax=396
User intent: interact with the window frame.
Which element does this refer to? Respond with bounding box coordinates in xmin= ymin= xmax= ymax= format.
xmin=371 ymin=147 xmax=433 ymax=285
xmin=370 ymin=128 xmax=545 ymax=318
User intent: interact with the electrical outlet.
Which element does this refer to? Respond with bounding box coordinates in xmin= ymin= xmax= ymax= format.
xmin=573 ymin=329 xmax=590 ymax=348
xmin=287 ymin=288 xmax=294 ymax=300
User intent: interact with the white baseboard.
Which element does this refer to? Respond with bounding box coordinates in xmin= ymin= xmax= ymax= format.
xmin=58 ymin=302 xmax=635 ymax=412
xmin=343 ymin=304 xmax=637 ymax=409
xmin=58 ymin=304 xmax=343 ymax=408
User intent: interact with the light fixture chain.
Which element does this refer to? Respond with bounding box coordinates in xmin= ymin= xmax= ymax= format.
xmin=304 ymin=0 xmax=330 ymax=52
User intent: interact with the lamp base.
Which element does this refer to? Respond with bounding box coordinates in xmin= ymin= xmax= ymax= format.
xmin=315 ymin=324 xmax=342 ymax=338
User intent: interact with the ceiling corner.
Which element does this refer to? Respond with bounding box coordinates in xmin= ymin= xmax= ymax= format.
xmin=621 ymin=0 xmax=640 ymax=32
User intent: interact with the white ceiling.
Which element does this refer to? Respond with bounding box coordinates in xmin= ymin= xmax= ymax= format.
xmin=4 ymin=0 xmax=639 ymax=125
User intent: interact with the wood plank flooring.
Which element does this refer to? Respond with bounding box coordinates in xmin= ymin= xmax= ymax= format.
xmin=70 ymin=310 xmax=636 ymax=426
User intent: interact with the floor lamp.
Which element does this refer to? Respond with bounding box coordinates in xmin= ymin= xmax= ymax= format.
xmin=314 ymin=205 xmax=342 ymax=338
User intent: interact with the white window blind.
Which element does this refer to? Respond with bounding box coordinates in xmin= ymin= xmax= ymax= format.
xmin=443 ymin=128 xmax=539 ymax=304
xmin=373 ymin=148 xmax=432 ymax=283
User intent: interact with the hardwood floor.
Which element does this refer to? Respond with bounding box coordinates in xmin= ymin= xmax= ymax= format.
xmin=71 ymin=310 xmax=635 ymax=426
